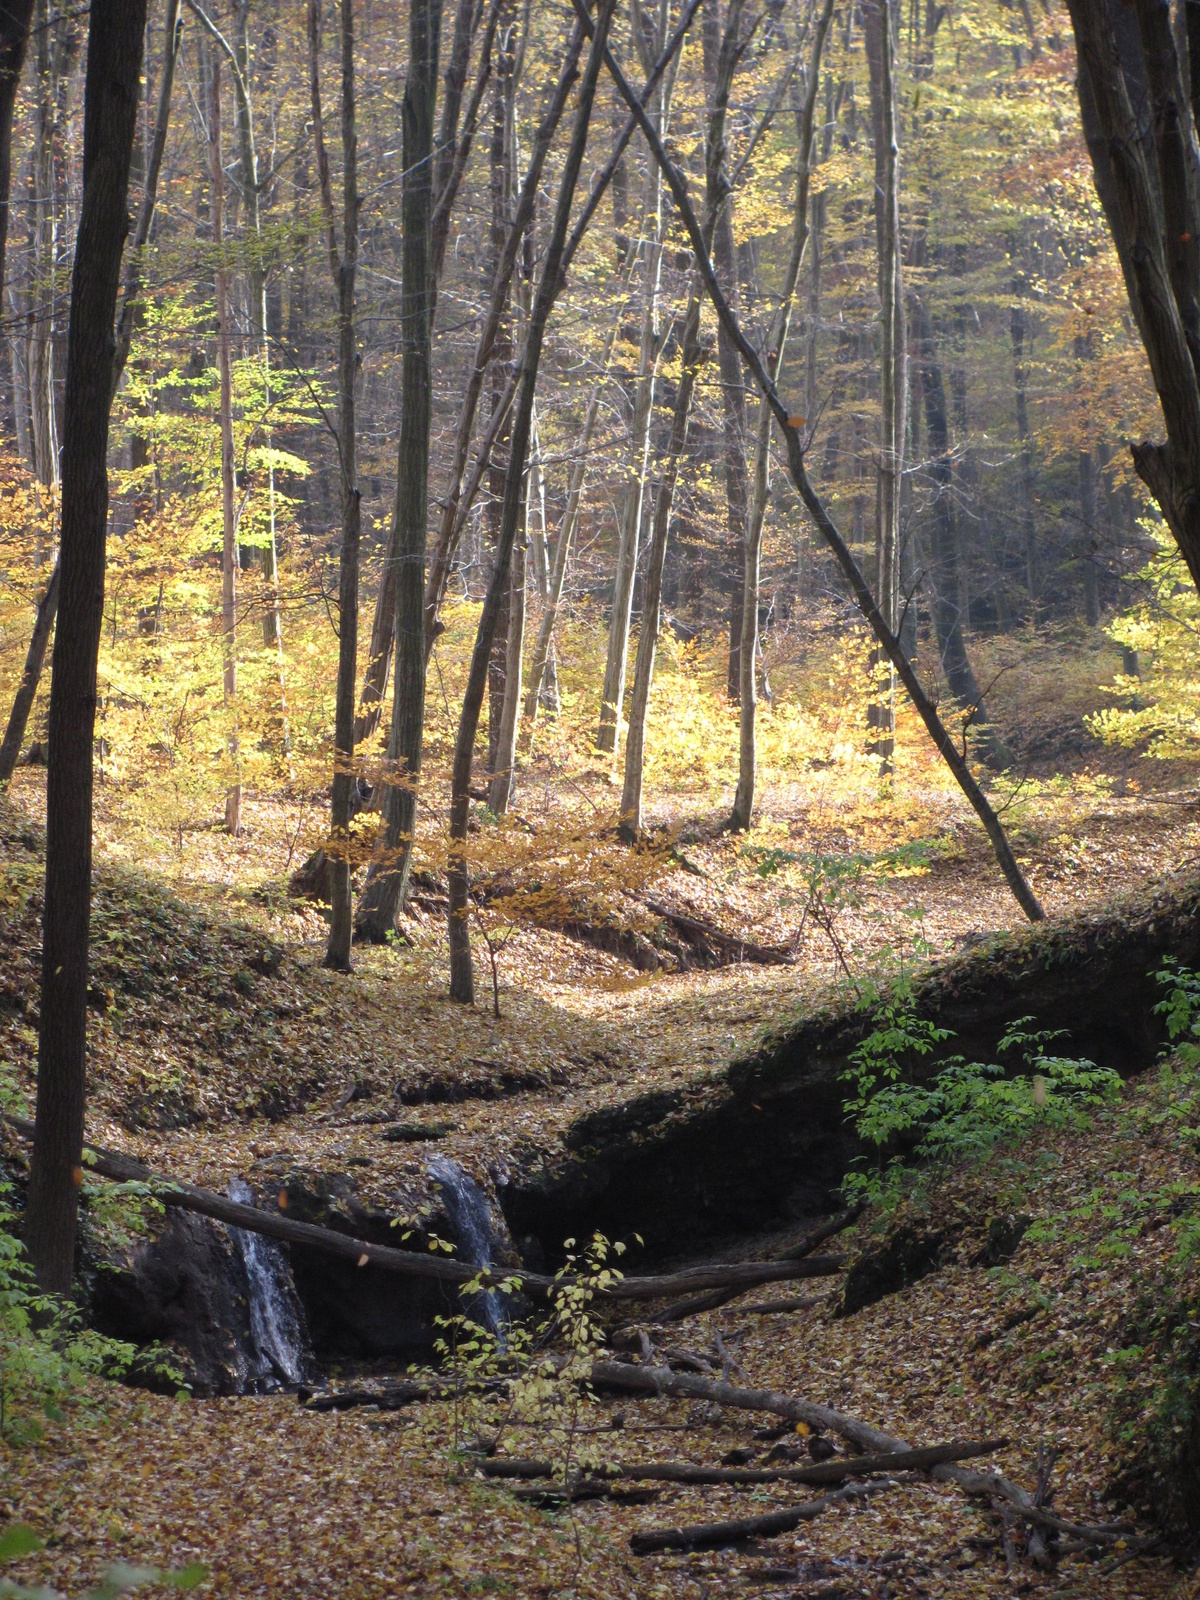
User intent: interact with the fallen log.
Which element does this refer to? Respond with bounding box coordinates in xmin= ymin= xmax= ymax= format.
xmin=297 ymin=1378 xmax=509 ymax=1411
xmin=1 ymin=1114 xmax=844 ymax=1301
xmin=588 ymin=1361 xmax=1133 ymax=1550
xmin=658 ymin=1206 xmax=861 ymax=1322
xmin=479 ymin=1437 xmax=1008 ymax=1487
xmin=629 ymin=1477 xmax=904 ymax=1555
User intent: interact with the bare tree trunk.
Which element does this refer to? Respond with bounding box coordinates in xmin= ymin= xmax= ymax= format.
xmin=354 ymin=0 xmax=442 ymax=943
xmin=310 ymin=0 xmax=360 ymax=971
xmin=24 ymin=0 xmax=148 ymax=1296
xmin=1010 ymin=282 xmax=1038 ymax=606
xmin=448 ymin=0 xmax=615 ymax=1003
xmin=620 ymin=292 xmax=703 ymax=836
xmin=1080 ymin=447 xmax=1100 ymax=625
xmin=209 ymin=53 xmax=241 ymax=835
xmin=596 ymin=148 xmax=667 ymax=754
xmin=488 ymin=528 xmax=526 ymax=813
xmin=701 ymin=1 xmax=749 ymax=703
xmin=0 ymin=0 xmax=34 ymax=313
xmin=523 ymin=317 xmax=621 ymax=730
xmin=864 ymin=0 xmax=905 ymax=771
xmin=731 ymin=0 xmax=835 ymax=832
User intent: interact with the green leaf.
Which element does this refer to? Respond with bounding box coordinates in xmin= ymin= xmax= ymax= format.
xmin=0 ymin=1529 xmax=44 ymax=1565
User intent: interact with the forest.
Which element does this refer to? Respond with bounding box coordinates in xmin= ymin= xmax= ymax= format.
xmin=9 ymin=0 xmax=1200 ymax=1594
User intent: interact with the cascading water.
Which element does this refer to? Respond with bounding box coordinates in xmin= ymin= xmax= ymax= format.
xmin=227 ymin=1178 xmax=312 ymax=1390
xmin=428 ymin=1157 xmax=509 ymax=1343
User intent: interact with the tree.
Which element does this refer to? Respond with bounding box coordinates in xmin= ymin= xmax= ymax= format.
xmin=24 ymin=0 xmax=150 ymax=1296
xmin=310 ymin=0 xmax=361 ymax=972
xmin=1064 ymin=0 xmax=1200 ymax=592
xmin=352 ymin=0 xmax=443 ymax=943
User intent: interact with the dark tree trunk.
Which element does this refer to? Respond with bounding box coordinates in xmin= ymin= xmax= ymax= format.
xmin=0 ymin=560 xmax=58 ymax=785
xmin=447 ymin=0 xmax=614 ymax=1003
xmin=0 ymin=0 xmax=35 ymax=309
xmin=24 ymin=0 xmax=149 ymax=1296
xmin=912 ymin=294 xmax=1008 ymax=768
xmin=354 ymin=0 xmax=441 ymax=943
xmin=310 ymin=0 xmax=361 ymax=971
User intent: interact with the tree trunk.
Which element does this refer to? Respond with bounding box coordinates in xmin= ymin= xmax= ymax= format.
xmin=864 ymin=0 xmax=905 ymax=771
xmin=912 ymin=293 xmax=1008 ymax=767
xmin=24 ymin=0 xmax=148 ymax=1297
xmin=353 ymin=0 xmax=442 ymax=943
xmin=701 ymin=2 xmax=749 ymax=703
xmin=448 ymin=0 xmax=615 ymax=1004
xmin=0 ymin=560 xmax=58 ymax=786
xmin=620 ymin=295 xmax=703 ymax=837
xmin=1010 ymin=284 xmax=1038 ymax=606
xmin=208 ymin=54 xmax=241 ymax=836
xmin=488 ymin=530 xmax=526 ymax=813
xmin=0 ymin=0 xmax=35 ymax=311
xmin=731 ymin=7 xmax=834 ymax=833
xmin=1080 ymin=448 xmax=1100 ymax=626
xmin=310 ymin=0 xmax=360 ymax=972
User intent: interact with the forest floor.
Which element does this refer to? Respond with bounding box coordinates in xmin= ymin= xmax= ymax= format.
xmin=6 ymin=706 xmax=1200 ymax=1595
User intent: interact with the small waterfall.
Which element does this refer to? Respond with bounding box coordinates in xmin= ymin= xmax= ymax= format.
xmin=428 ymin=1157 xmax=509 ymax=1343
xmin=227 ymin=1179 xmax=312 ymax=1390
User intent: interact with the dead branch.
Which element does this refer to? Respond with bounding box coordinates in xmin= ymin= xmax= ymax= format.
xmin=641 ymin=897 xmax=796 ymax=965
xmin=658 ymin=1206 xmax=861 ymax=1322
xmin=478 ymin=1437 xmax=1008 ymax=1487
xmin=628 ymin=1477 xmax=906 ymax=1554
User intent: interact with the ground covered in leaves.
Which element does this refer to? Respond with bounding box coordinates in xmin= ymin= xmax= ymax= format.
xmin=7 ymin=749 xmax=1200 ymax=1595
xmin=8 ymin=1067 xmax=1200 ymax=1597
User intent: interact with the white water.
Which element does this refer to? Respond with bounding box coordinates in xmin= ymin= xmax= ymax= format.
xmin=428 ymin=1157 xmax=509 ymax=1342
xmin=227 ymin=1178 xmax=311 ymax=1389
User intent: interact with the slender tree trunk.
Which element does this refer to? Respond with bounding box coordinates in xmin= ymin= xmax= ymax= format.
xmin=596 ymin=155 xmax=667 ymax=754
xmin=448 ymin=0 xmax=615 ymax=1003
xmin=24 ymin=0 xmax=148 ymax=1297
xmin=1010 ymin=283 xmax=1038 ymax=606
xmin=488 ymin=528 xmax=526 ymax=813
xmin=0 ymin=561 xmax=58 ymax=785
xmin=523 ymin=317 xmax=621 ymax=730
xmin=207 ymin=55 xmax=241 ymax=835
xmin=354 ymin=0 xmax=442 ymax=943
xmin=701 ymin=1 xmax=749 ymax=703
xmin=620 ymin=292 xmax=703 ymax=836
xmin=731 ymin=0 xmax=835 ymax=832
xmin=864 ymin=0 xmax=905 ymax=770
xmin=1080 ymin=448 xmax=1100 ymax=625
xmin=912 ymin=293 xmax=1009 ymax=766
xmin=311 ymin=0 xmax=360 ymax=971
xmin=0 ymin=0 xmax=35 ymax=311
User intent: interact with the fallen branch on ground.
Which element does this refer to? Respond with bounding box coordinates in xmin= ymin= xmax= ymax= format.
xmin=658 ymin=1206 xmax=860 ymax=1322
xmin=628 ymin=1477 xmax=906 ymax=1554
xmin=640 ymin=898 xmax=796 ymax=966
xmin=734 ymin=1295 xmax=827 ymax=1315
xmin=588 ymin=1361 xmax=1135 ymax=1551
xmin=478 ymin=1437 xmax=1007 ymax=1487
xmin=298 ymin=1378 xmax=508 ymax=1411
xmin=1 ymin=1114 xmax=844 ymax=1301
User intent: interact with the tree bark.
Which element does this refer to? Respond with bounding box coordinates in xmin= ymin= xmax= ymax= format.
xmin=448 ymin=0 xmax=616 ymax=1003
xmin=353 ymin=0 xmax=442 ymax=943
xmin=23 ymin=0 xmax=148 ymax=1296
xmin=911 ymin=293 xmax=1008 ymax=767
xmin=488 ymin=529 xmax=526 ymax=813
xmin=310 ymin=0 xmax=361 ymax=972
xmin=730 ymin=5 xmax=834 ymax=833
xmin=0 ymin=0 xmax=35 ymax=311
xmin=208 ymin=53 xmax=241 ymax=837
xmin=864 ymin=0 xmax=905 ymax=769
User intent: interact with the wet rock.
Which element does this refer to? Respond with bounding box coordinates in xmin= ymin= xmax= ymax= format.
xmin=90 ymin=1210 xmax=256 ymax=1396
